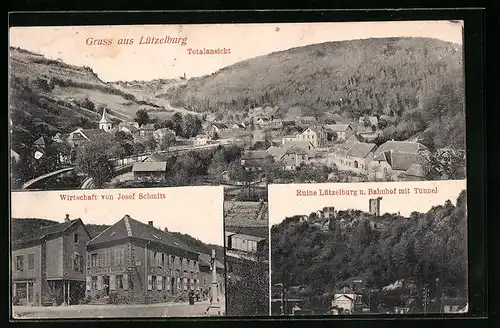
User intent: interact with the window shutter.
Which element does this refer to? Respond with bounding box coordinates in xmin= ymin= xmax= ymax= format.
xmin=123 ymin=274 xmax=128 ymax=290
xmin=166 ymin=276 xmax=170 ymax=291
xmin=157 ymin=276 xmax=163 ymax=290
xmin=147 ymin=275 xmax=152 ymax=290
xmin=97 ymin=276 xmax=102 ymax=290
xmin=87 ymin=254 xmax=91 ymax=268
xmin=110 ymin=275 xmax=116 ymax=291
xmin=86 ymin=277 xmax=91 ymax=291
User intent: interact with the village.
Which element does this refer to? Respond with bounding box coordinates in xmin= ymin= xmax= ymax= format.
xmin=11 ymin=214 xmax=225 ymax=318
xmin=11 ymin=102 xmax=446 ymax=191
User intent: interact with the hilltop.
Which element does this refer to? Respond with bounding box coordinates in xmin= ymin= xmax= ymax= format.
xmin=168 ymin=37 xmax=465 ymax=149
xmin=271 ymin=189 xmax=467 ymax=302
xmin=9 ymin=47 xmax=177 ymax=150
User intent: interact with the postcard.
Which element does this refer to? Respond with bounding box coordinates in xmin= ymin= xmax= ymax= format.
xmin=10 ymin=186 xmax=225 ymax=318
xmin=269 ymin=180 xmax=468 ymax=315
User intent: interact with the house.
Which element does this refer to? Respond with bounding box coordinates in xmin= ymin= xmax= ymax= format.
xmin=340 ymin=142 xmax=377 ymax=172
xmin=119 ymin=124 xmax=140 ymax=137
xmin=210 ymin=123 xmax=229 ymax=136
xmin=358 ymin=115 xmax=379 ymax=127
xmin=142 ymin=152 xmax=168 ymax=163
xmin=11 ymin=149 xmax=21 ymax=163
xmin=281 ymin=139 xmax=316 ymax=152
xmin=368 ymin=140 xmax=428 ymax=181
xmin=240 ymin=150 xmax=273 ymax=171
xmin=266 ymin=146 xmax=288 ymax=161
xmin=232 ymin=123 xmax=246 ymax=130
xmin=198 ymin=253 xmax=225 ymax=298
xmin=357 ymin=125 xmax=380 ymax=142
xmin=153 ymin=128 xmax=176 ymax=143
xmin=67 ymin=128 xmax=109 ymax=147
xmin=51 ymin=133 xmax=70 ymax=144
xmin=132 ymin=162 xmax=167 ymax=181
xmin=99 ymin=108 xmax=113 ymax=132
xmin=86 ymin=216 xmax=201 ymax=304
xmin=33 ymin=136 xmax=46 ymax=150
xmin=278 ymin=147 xmax=309 ymax=171
xmin=225 ymin=232 xmax=266 ymax=254
xmin=12 ymin=215 xmax=91 ymax=306
xmin=139 ymin=124 xmax=155 ymax=136
xmin=193 ymin=134 xmax=210 ymax=146
xmin=441 ymin=297 xmax=468 ymax=313
xmin=295 ymin=126 xmax=326 ymax=148
xmin=281 ymin=119 xmax=296 ymax=127
xmin=323 ymin=124 xmax=355 ymax=142
xmin=295 ymin=116 xmax=317 ymax=128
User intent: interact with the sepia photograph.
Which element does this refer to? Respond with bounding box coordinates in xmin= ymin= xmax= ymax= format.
xmin=9 ymin=21 xmax=465 ymax=192
xmin=10 ymin=186 xmax=226 ymax=318
xmin=224 ymin=186 xmax=269 ymax=316
xmin=269 ymin=180 xmax=468 ymax=315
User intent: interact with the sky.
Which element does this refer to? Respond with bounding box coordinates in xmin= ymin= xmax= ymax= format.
xmin=268 ymin=179 xmax=467 ymax=226
xmin=9 ymin=20 xmax=463 ymax=82
xmin=10 ymin=186 xmax=224 ymax=246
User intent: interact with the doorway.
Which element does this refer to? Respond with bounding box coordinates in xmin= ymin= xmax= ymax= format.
xmin=103 ymin=276 xmax=110 ymax=296
xmin=170 ymin=278 xmax=175 ymax=295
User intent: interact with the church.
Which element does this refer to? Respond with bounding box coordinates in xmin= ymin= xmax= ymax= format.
xmin=66 ymin=108 xmax=114 ymax=147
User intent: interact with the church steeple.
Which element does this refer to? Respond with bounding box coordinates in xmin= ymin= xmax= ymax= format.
xmin=99 ymin=107 xmax=112 ymax=132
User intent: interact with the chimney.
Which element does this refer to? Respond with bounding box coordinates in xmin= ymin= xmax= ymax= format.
xmin=148 ymin=221 xmax=153 ymax=226
xmin=65 ymin=214 xmax=70 ymax=222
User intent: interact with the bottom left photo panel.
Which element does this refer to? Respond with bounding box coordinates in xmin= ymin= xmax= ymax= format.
xmin=10 ymin=186 xmax=225 ymax=319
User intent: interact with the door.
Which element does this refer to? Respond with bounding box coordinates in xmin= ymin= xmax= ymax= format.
xmin=103 ymin=276 xmax=110 ymax=295
xmin=170 ymin=278 xmax=175 ymax=295
xmin=27 ymin=282 xmax=34 ymax=304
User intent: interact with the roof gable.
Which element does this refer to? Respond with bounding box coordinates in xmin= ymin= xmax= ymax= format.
xmin=143 ymin=152 xmax=168 ymax=162
xmin=324 ymin=124 xmax=351 ymax=132
xmin=347 ymin=142 xmax=377 ymax=158
xmin=374 ymin=140 xmax=427 ymax=156
xmin=132 ymin=161 xmax=167 ymax=172
xmin=390 ymin=152 xmax=420 ymax=171
xmin=13 ymin=218 xmax=90 ymax=249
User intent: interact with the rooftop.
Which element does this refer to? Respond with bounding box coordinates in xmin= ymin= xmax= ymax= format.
xmin=347 ymin=142 xmax=377 ymax=158
xmin=373 ymin=140 xmax=427 ymax=156
xmin=132 ymin=161 xmax=167 ymax=172
xmin=324 ymin=124 xmax=352 ymax=132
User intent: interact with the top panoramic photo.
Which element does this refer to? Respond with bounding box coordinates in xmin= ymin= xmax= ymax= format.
xmin=8 ymin=21 xmax=466 ymax=192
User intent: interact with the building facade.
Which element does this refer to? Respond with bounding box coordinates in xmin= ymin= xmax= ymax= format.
xmin=12 ymin=216 xmax=91 ymax=306
xmin=85 ymin=215 xmax=201 ymax=304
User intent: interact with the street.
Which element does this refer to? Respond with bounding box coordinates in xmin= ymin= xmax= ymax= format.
xmin=12 ymin=299 xmax=225 ymax=318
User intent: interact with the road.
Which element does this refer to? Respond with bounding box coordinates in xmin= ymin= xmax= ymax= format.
xmin=12 ymin=300 xmax=225 ymax=318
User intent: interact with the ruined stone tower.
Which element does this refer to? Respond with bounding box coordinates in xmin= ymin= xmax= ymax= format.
xmin=369 ymin=197 xmax=382 ymax=216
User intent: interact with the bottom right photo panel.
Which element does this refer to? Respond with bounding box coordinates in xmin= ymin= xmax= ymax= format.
xmin=269 ymin=180 xmax=468 ymax=316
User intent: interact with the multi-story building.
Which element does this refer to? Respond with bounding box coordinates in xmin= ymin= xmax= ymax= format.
xmin=85 ymin=215 xmax=201 ymax=304
xmin=11 ymin=215 xmax=91 ymax=306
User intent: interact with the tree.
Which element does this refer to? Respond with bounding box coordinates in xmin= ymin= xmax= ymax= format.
xmin=114 ymin=130 xmax=133 ymax=142
xmin=159 ymin=131 xmax=176 ymax=151
xmin=74 ymin=139 xmax=115 ymax=187
xmin=144 ymin=136 xmax=157 ymax=152
xmin=133 ymin=141 xmax=146 ymax=155
xmin=135 ymin=109 xmax=150 ymax=127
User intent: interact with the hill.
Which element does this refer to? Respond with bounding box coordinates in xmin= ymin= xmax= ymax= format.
xmin=271 ymin=190 xmax=468 ymax=302
xmin=169 ymin=37 xmax=465 ymax=150
xmin=11 ymin=218 xmax=224 ymax=263
xmin=9 ymin=47 xmax=172 ymax=151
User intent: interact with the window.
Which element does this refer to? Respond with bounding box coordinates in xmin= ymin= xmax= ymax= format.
xmin=27 ymin=253 xmax=35 ymax=270
xmin=116 ymin=275 xmax=124 ymax=289
xmin=91 ymin=253 xmax=98 ymax=267
xmin=161 ymin=254 xmax=165 ymax=267
xmin=73 ymin=253 xmax=81 ymax=271
xmin=152 ymin=276 xmax=157 ymax=290
xmin=16 ymin=255 xmax=23 ymax=271
xmin=73 ymin=233 xmax=79 ymax=244
xmin=162 ymin=276 xmax=167 ymax=290
xmin=114 ymin=248 xmax=124 ymax=266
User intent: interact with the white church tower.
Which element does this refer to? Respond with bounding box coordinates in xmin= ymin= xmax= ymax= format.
xmin=99 ymin=107 xmax=112 ymax=131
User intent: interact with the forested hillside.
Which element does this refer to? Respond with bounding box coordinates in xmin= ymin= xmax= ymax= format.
xmin=271 ymin=190 xmax=467 ymax=302
xmin=170 ymin=37 xmax=465 ymax=150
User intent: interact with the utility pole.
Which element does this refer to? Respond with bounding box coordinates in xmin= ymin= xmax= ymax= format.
xmin=422 ymin=284 xmax=429 ymax=314
xmin=144 ymin=241 xmax=150 ymax=305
